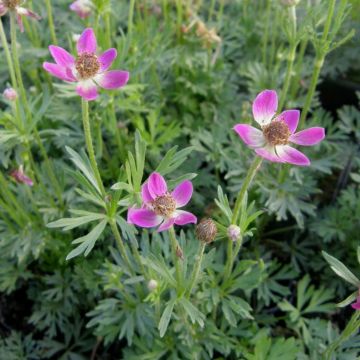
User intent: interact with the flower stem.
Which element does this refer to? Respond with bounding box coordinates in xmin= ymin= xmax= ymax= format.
xmin=299 ymin=0 xmax=336 ymax=127
xmin=0 ymin=18 xmax=17 ymax=87
xmin=44 ymin=0 xmax=58 ymax=45
xmin=262 ymin=0 xmax=271 ymax=67
xmin=223 ymin=156 xmax=262 ymax=283
xmin=169 ymin=226 xmax=182 ymax=290
xmin=186 ymin=242 xmax=206 ymax=297
xmin=81 ymin=99 xmax=107 ymax=198
xmin=128 ymin=0 xmax=136 ymax=38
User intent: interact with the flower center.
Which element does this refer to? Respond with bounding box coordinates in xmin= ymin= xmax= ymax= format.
xmin=151 ymin=193 xmax=177 ymax=217
xmin=75 ymin=53 xmax=100 ymax=79
xmin=263 ymin=121 xmax=290 ymax=146
xmin=4 ymin=0 xmax=20 ymax=9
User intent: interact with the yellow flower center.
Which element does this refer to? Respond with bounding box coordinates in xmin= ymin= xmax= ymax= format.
xmin=263 ymin=121 xmax=290 ymax=146
xmin=151 ymin=194 xmax=176 ymax=217
xmin=75 ymin=53 xmax=100 ymax=79
xmin=4 ymin=0 xmax=20 ymax=9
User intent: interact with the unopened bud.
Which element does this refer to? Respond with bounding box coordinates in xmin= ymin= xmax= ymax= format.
xmin=196 ymin=218 xmax=217 ymax=244
xmin=227 ymin=225 xmax=241 ymax=242
xmin=147 ymin=279 xmax=158 ymax=291
xmin=3 ymin=88 xmax=18 ymax=101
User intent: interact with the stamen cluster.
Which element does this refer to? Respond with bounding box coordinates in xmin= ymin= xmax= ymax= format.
xmin=151 ymin=194 xmax=177 ymax=217
xmin=263 ymin=121 xmax=291 ymax=146
xmin=75 ymin=53 xmax=100 ymax=79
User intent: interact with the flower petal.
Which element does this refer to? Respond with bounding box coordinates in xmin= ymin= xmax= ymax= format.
xmin=0 ymin=4 xmax=8 ymax=16
xmin=49 ymin=45 xmax=75 ymax=67
xmin=98 ymin=48 xmax=117 ymax=71
xmin=276 ymin=145 xmax=310 ymax=166
xmin=157 ymin=218 xmax=175 ymax=232
xmin=255 ymin=146 xmax=283 ymax=163
xmin=171 ymin=180 xmax=193 ymax=207
xmin=16 ymin=14 xmax=24 ymax=32
xmin=16 ymin=7 xmax=41 ymax=20
xmin=127 ymin=208 xmax=163 ymax=228
xmin=289 ymin=127 xmax=325 ymax=146
xmin=277 ymin=109 xmax=299 ymax=133
xmin=147 ymin=172 xmax=167 ymax=198
xmin=95 ymin=70 xmax=129 ymax=90
xmin=233 ymin=124 xmax=265 ymax=148
xmin=141 ymin=182 xmax=154 ymax=203
xmin=43 ymin=62 xmax=76 ymax=82
xmin=174 ymin=210 xmax=197 ymax=226
xmin=70 ymin=0 xmax=91 ymax=19
xmin=252 ymin=89 xmax=278 ymax=125
xmin=351 ymin=299 xmax=360 ymax=310
xmin=76 ymin=80 xmax=98 ymax=101
xmin=77 ymin=28 xmax=97 ymax=54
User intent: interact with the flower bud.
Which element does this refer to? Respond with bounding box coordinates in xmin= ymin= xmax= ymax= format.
xmin=147 ymin=279 xmax=158 ymax=291
xmin=196 ymin=218 xmax=217 ymax=244
xmin=227 ymin=225 xmax=241 ymax=242
xmin=3 ymin=88 xmax=18 ymax=101
xmin=10 ymin=165 xmax=33 ymax=186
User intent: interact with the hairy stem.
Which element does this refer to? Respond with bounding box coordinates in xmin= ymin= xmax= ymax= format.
xmin=45 ymin=0 xmax=58 ymax=45
xmin=169 ymin=226 xmax=182 ymax=290
xmin=187 ymin=242 xmax=206 ymax=297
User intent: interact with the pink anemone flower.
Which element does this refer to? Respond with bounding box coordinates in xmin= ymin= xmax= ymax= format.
xmin=0 ymin=0 xmax=41 ymax=32
xmin=234 ymin=90 xmax=325 ymax=166
xmin=127 ymin=172 xmax=197 ymax=232
xmin=43 ymin=28 xmax=129 ymax=101
xmin=70 ymin=0 xmax=91 ymax=19
xmin=351 ymin=293 xmax=360 ymax=310
xmin=10 ymin=165 xmax=33 ymax=186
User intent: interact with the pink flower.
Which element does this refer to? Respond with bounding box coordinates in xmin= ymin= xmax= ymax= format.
xmin=0 ymin=0 xmax=41 ymax=32
xmin=127 ymin=172 xmax=197 ymax=232
xmin=70 ymin=0 xmax=91 ymax=19
xmin=3 ymin=87 xmax=18 ymax=101
xmin=351 ymin=294 xmax=360 ymax=310
xmin=43 ymin=28 xmax=129 ymax=101
xmin=234 ymin=90 xmax=325 ymax=166
xmin=10 ymin=165 xmax=33 ymax=186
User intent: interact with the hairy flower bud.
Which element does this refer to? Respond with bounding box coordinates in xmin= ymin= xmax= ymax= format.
xmin=3 ymin=88 xmax=18 ymax=101
xmin=147 ymin=279 xmax=158 ymax=291
xmin=227 ymin=225 xmax=241 ymax=242
xmin=196 ymin=218 xmax=217 ymax=244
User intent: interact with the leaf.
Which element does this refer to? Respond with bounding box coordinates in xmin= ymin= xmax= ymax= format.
xmin=336 ymin=291 xmax=358 ymax=308
xmin=322 ymin=251 xmax=360 ymax=287
xmin=66 ymin=220 xmax=107 ymax=260
xmin=47 ymin=213 xmax=105 ymax=230
xmin=158 ymin=298 xmax=176 ymax=338
xmin=179 ymin=298 xmax=205 ymax=327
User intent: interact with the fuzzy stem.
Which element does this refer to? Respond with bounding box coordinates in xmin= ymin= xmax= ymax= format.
xmin=299 ymin=0 xmax=336 ymax=127
xmin=223 ymin=156 xmax=262 ymax=282
xmin=262 ymin=0 xmax=271 ymax=67
xmin=44 ymin=0 xmax=58 ymax=45
xmin=187 ymin=243 xmax=206 ymax=297
xmin=128 ymin=0 xmax=136 ymax=38
xmin=0 ymin=18 xmax=17 ymax=87
xmin=81 ymin=99 xmax=107 ymax=198
xmin=169 ymin=226 xmax=182 ymax=290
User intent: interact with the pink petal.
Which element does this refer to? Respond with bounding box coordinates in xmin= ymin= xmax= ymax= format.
xmin=0 ymin=4 xmax=8 ymax=16
xmin=255 ymin=146 xmax=283 ymax=163
xmin=77 ymin=28 xmax=97 ymax=54
xmin=17 ymin=7 xmax=41 ymax=20
xmin=157 ymin=218 xmax=175 ymax=232
xmin=98 ymin=48 xmax=117 ymax=71
xmin=16 ymin=14 xmax=24 ymax=33
xmin=171 ymin=180 xmax=193 ymax=208
xmin=252 ymin=90 xmax=278 ymax=126
xmin=147 ymin=172 xmax=167 ymax=198
xmin=49 ymin=46 xmax=75 ymax=67
xmin=76 ymin=80 xmax=98 ymax=101
xmin=174 ymin=211 xmax=197 ymax=226
xmin=277 ymin=110 xmax=299 ymax=134
xmin=276 ymin=145 xmax=310 ymax=166
xmin=70 ymin=0 xmax=91 ymax=19
xmin=233 ymin=124 xmax=265 ymax=148
xmin=127 ymin=208 xmax=162 ymax=228
xmin=141 ymin=182 xmax=154 ymax=203
xmin=289 ymin=127 xmax=325 ymax=146
xmin=95 ymin=70 xmax=129 ymax=90
xmin=351 ymin=298 xmax=360 ymax=310
xmin=43 ymin=62 xmax=76 ymax=82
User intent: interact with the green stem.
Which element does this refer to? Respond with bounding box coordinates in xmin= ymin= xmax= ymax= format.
xmin=324 ymin=311 xmax=360 ymax=360
xmin=289 ymin=39 xmax=308 ymax=99
xmin=109 ymin=219 xmax=133 ymax=272
xmin=128 ymin=0 xmax=136 ymax=38
xmin=231 ymin=156 xmax=262 ymax=225
xmin=187 ymin=243 xmax=206 ymax=297
xmin=279 ymin=42 xmax=296 ymax=110
xmin=262 ymin=0 xmax=271 ymax=67
xmin=169 ymin=226 xmax=182 ymax=290
xmin=0 ymin=18 xmax=17 ymax=87
xmin=223 ymin=156 xmax=262 ymax=283
xmin=81 ymin=99 xmax=107 ymax=198
xmin=299 ymin=0 xmax=336 ymax=127
xmin=44 ymin=0 xmax=58 ymax=45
